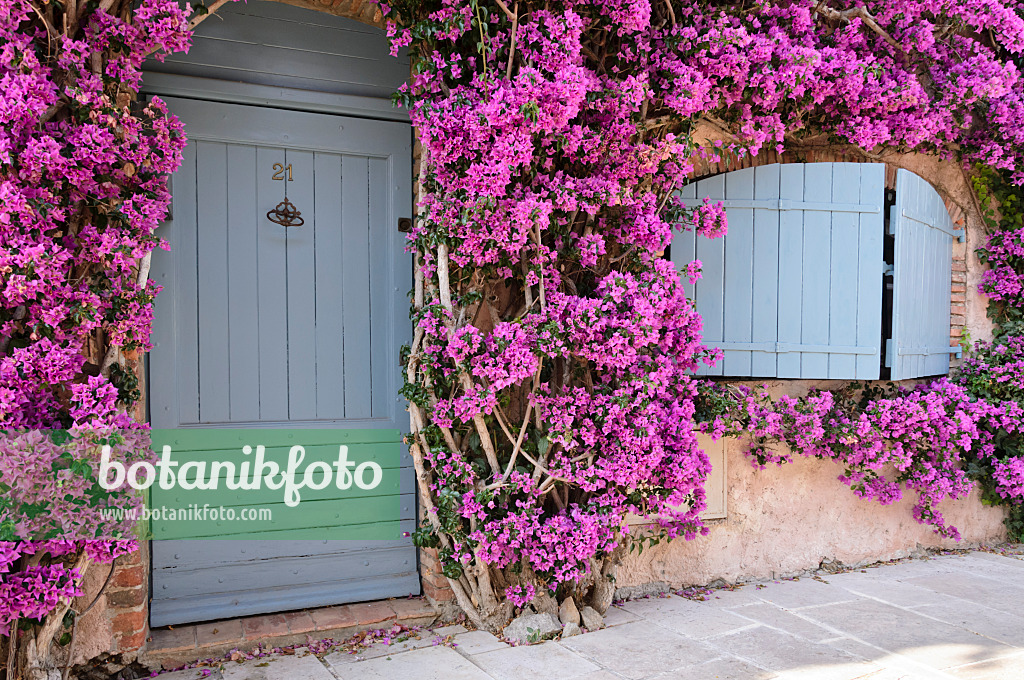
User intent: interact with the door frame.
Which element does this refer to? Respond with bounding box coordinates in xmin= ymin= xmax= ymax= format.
xmin=140 ymin=75 xmax=418 ymax=623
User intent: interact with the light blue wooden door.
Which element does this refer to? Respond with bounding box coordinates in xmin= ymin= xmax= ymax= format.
xmin=148 ymin=98 xmax=416 ymax=626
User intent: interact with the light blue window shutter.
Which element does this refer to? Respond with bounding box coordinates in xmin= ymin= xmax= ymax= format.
xmin=887 ymin=169 xmax=959 ymax=380
xmin=672 ymin=162 xmax=884 ymax=379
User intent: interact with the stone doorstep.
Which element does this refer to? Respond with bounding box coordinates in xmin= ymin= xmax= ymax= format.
xmin=143 ymin=597 xmax=437 ymax=670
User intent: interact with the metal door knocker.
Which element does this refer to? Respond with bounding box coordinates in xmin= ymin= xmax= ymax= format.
xmin=267 ymin=197 xmax=304 ymax=227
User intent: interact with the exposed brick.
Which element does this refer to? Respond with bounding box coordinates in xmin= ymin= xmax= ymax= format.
xmin=422 ymin=570 xmax=447 ymax=588
xmin=950 ymin=303 xmax=967 ymax=315
xmin=148 ymin=626 xmax=197 ymax=654
xmin=951 ymin=283 xmax=967 ymax=293
xmin=310 ymin=606 xmax=358 ymax=631
xmin=951 ymin=292 xmax=966 ymax=303
xmin=951 ymin=314 xmax=966 ymax=325
xmin=115 ymin=629 xmax=147 ymax=653
xmin=950 ymin=327 xmax=963 ymax=338
xmin=284 ymin=611 xmax=316 ymax=635
xmin=952 ymin=271 xmax=967 ymax=283
xmin=241 ymin=614 xmax=289 ymax=640
xmin=111 ymin=564 xmax=145 ymax=589
xmin=117 ymin=549 xmax=143 ymax=567
xmin=195 ymin=619 xmax=243 ymax=647
xmin=952 ymin=260 xmax=967 ymax=272
xmin=347 ymin=601 xmax=395 ymax=627
xmin=422 ymin=580 xmax=455 ymax=603
xmin=106 ymin=587 xmax=146 ymax=609
xmin=390 ymin=598 xmax=435 ymax=622
xmin=113 ymin=610 xmax=146 ymax=636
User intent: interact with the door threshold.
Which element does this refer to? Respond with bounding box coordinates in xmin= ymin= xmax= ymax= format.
xmin=144 ymin=597 xmax=437 ymax=670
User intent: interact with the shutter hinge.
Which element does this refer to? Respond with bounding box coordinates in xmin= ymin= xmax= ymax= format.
xmin=954 ymin=228 xmax=965 ymax=243
xmin=882 ymin=263 xmax=894 ymax=277
xmin=884 ymin=339 xmax=894 ymax=368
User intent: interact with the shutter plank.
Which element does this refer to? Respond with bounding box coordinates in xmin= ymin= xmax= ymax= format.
xmin=800 ymin=164 xmax=832 ymax=377
xmin=856 ymin=164 xmax=884 ymax=379
xmin=722 ymin=168 xmax=755 ymax=376
xmin=226 ymin=144 xmax=261 ymax=422
xmin=196 ymin=142 xmax=230 ymax=423
xmin=672 ymin=183 xmax=698 ymax=302
xmin=827 ymin=164 xmax=861 ymax=378
xmin=751 ymin=164 xmax=781 ymax=377
xmin=890 ymin=169 xmax=954 ymax=380
xmin=777 ymin=164 xmax=805 ymax=379
xmin=694 ymin=174 xmax=726 ymax=376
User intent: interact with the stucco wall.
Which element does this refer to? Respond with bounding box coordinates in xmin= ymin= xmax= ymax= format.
xmin=617 ymin=402 xmax=1007 ymax=592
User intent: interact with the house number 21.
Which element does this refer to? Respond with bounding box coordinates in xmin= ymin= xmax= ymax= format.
xmin=272 ymin=163 xmax=293 ymax=181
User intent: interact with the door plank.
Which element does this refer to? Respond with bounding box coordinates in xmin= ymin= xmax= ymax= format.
xmin=257 ymin=146 xmax=289 ymax=421
xmin=196 ymin=141 xmax=231 ymax=423
xmin=341 ymin=155 xmax=373 ymax=418
xmin=314 ymin=152 xmax=346 ymax=419
xmin=286 ymin=149 xmax=318 ymax=420
xmin=368 ymin=157 xmax=391 ymax=419
xmin=227 ymin=144 xmax=261 ymax=422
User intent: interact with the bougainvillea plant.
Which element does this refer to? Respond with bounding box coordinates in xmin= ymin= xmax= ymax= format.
xmin=0 ymin=0 xmax=192 ymax=676
xmin=383 ymin=0 xmax=1024 ymax=631
xmin=969 ymin=165 xmax=1024 ymax=538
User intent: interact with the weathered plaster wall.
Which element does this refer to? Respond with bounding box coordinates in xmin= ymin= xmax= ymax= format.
xmin=618 ymin=398 xmax=1007 ymax=592
xmin=618 ymin=131 xmax=1005 ymax=593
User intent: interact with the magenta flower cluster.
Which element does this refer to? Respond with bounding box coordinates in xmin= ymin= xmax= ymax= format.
xmin=0 ymin=430 xmax=148 ymax=634
xmin=1 ymin=0 xmax=191 ymax=638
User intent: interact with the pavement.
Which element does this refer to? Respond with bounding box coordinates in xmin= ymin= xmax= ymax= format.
xmin=153 ymin=547 xmax=1024 ymax=680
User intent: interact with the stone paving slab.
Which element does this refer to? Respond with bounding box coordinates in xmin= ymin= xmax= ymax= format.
xmin=726 ymin=602 xmax=837 ymax=643
xmin=651 ymin=656 xmax=778 ymax=679
xmin=948 ymin=651 xmax=1024 ymax=679
xmin=602 ymin=605 xmax=640 ymax=627
xmin=751 ymin=578 xmax=862 ymax=610
xmin=330 ymin=645 xmax=491 ymax=680
xmin=903 ymin=571 xmax=1024 ymax=617
xmin=472 ymin=642 xmax=600 ymax=680
xmin=454 ymin=630 xmax=509 ymax=655
xmin=559 ymin=620 xmax=719 ymax=679
xmin=911 ymin=600 xmax=1024 ymax=647
xmin=151 ymin=670 xmax=225 ymax=680
xmin=822 ymin=571 xmax=951 ymax=608
xmin=619 ymin=595 xmax=756 ymax=639
xmin=803 ymin=598 xmax=1017 ymax=670
xmin=153 ymin=549 xmax=1024 ymax=680
xmin=220 ymin=652 xmax=333 ymax=680
xmin=714 ymin=626 xmax=881 ymax=680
